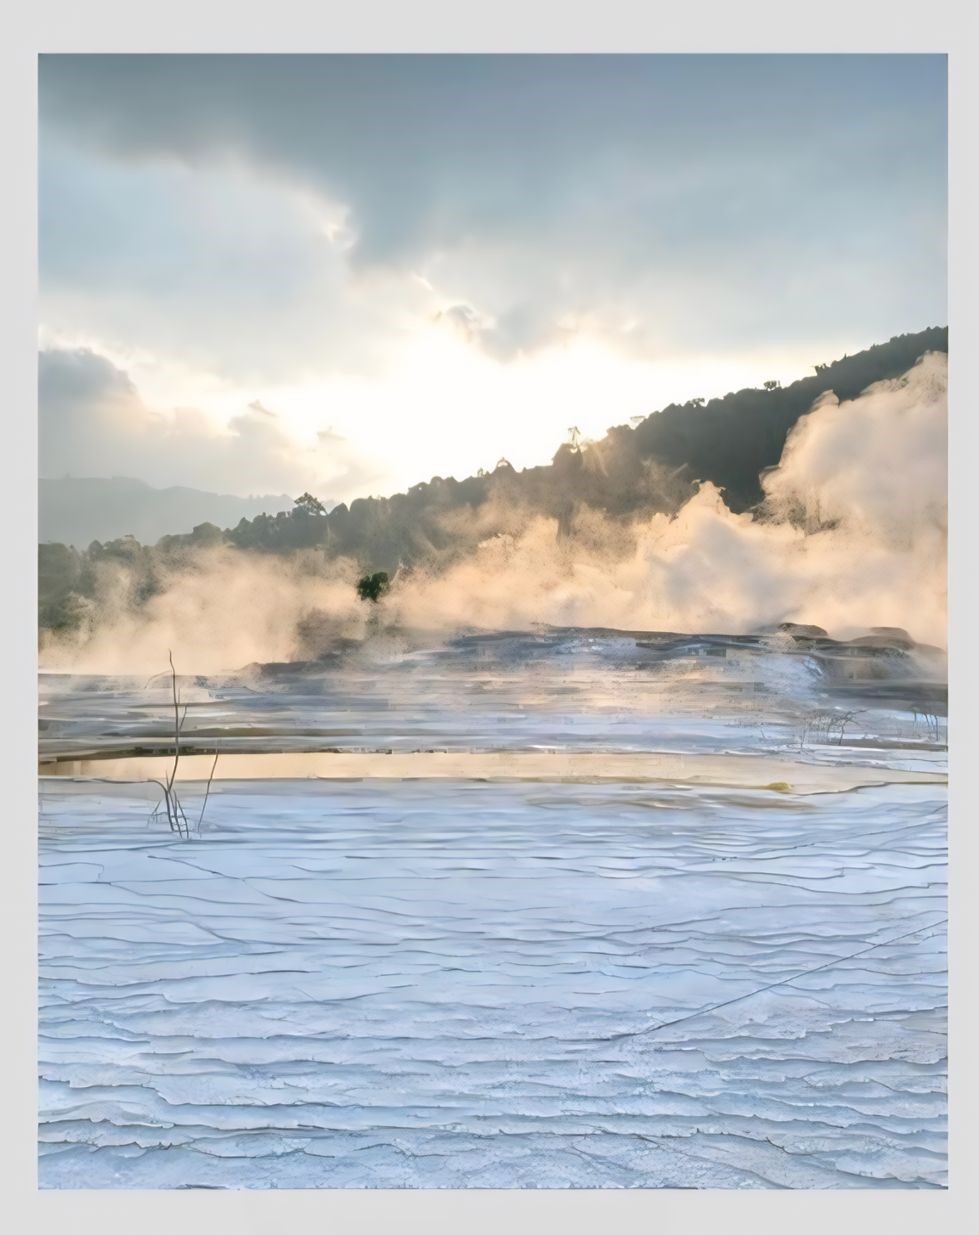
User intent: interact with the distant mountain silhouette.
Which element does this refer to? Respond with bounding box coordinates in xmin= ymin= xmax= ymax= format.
xmin=39 ymin=476 xmax=295 ymax=548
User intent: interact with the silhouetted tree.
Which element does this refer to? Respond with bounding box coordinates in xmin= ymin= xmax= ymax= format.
xmin=356 ymin=571 xmax=390 ymax=603
xmin=294 ymin=492 xmax=327 ymax=516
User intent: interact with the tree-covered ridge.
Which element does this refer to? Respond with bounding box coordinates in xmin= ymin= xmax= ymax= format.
xmin=38 ymin=326 xmax=947 ymax=633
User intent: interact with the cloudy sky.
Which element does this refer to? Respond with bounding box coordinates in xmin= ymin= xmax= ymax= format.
xmin=39 ymin=54 xmax=947 ymax=502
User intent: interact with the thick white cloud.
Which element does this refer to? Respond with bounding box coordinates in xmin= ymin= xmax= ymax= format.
xmin=40 ymin=144 xmax=434 ymax=383
xmin=39 ymin=348 xmax=377 ymax=498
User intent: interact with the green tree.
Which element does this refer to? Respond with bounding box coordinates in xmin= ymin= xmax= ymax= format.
xmin=356 ymin=571 xmax=390 ymax=603
xmin=294 ymin=492 xmax=327 ymax=516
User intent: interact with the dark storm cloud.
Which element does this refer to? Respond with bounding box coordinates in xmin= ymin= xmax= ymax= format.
xmin=39 ymin=54 xmax=947 ymax=360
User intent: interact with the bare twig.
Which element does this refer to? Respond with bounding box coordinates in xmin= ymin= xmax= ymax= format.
xmin=835 ymin=708 xmax=863 ymax=745
xmin=145 ymin=652 xmax=193 ymax=839
xmin=148 ymin=777 xmax=177 ymax=834
xmin=198 ymin=752 xmax=220 ymax=834
xmin=166 ymin=649 xmax=181 ymax=795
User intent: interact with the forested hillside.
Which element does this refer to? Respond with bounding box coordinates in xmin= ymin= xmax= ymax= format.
xmin=38 ymin=326 xmax=947 ymax=633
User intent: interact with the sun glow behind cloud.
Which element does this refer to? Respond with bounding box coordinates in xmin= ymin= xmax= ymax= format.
xmin=38 ymin=54 xmax=946 ymax=501
xmin=40 ymin=314 xmax=828 ymax=501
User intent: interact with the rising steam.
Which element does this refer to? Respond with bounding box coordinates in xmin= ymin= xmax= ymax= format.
xmin=41 ymin=353 xmax=947 ymax=674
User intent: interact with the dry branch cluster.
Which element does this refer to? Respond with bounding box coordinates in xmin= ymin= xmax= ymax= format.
xmin=149 ymin=651 xmax=218 ymax=840
xmin=796 ymin=708 xmax=865 ymax=751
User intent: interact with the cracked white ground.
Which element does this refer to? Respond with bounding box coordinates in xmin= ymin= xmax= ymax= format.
xmin=38 ymin=630 xmax=947 ymax=1188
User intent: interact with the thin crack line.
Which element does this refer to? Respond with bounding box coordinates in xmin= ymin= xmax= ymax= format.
xmin=608 ymin=915 xmax=948 ymax=1043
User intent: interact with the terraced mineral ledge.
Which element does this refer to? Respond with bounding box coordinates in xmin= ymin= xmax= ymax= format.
xmin=41 ymin=750 xmax=945 ymax=795
xmin=38 ymin=626 xmax=946 ymax=1188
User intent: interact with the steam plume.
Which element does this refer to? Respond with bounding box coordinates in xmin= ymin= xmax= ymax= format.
xmin=40 ymin=354 xmax=947 ymax=674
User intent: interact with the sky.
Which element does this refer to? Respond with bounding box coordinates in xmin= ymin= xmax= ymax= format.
xmin=38 ymin=54 xmax=948 ymax=503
